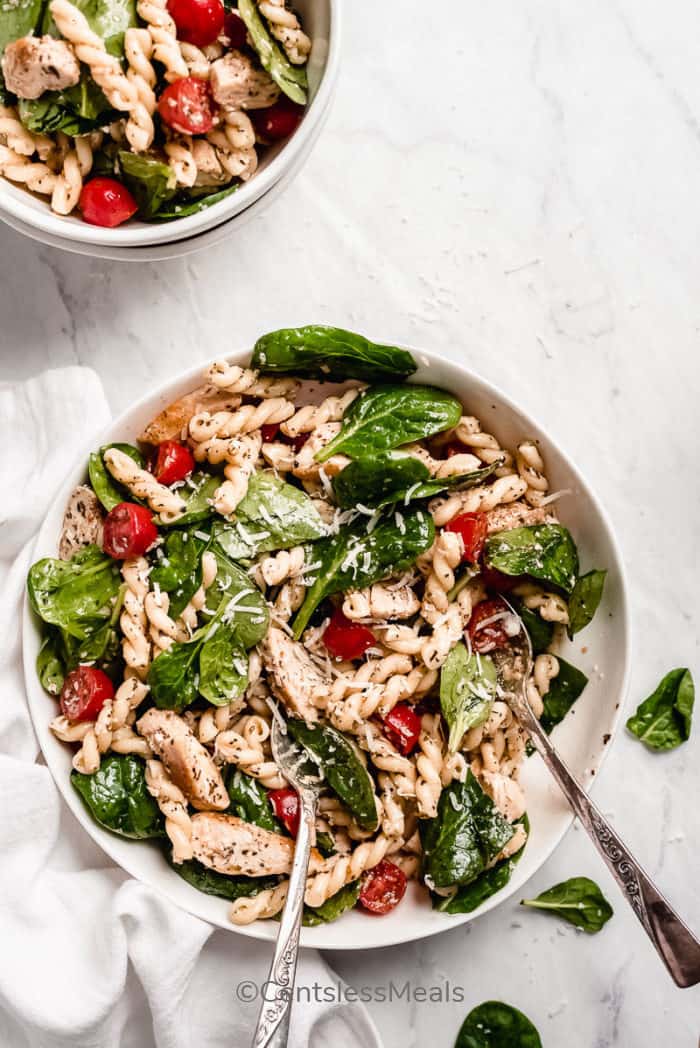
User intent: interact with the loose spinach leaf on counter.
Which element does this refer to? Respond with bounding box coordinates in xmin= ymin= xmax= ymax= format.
xmin=0 ymin=0 xmax=44 ymax=54
xmin=237 ymin=0 xmax=307 ymax=104
xmin=28 ymin=545 xmax=121 ymax=640
xmin=567 ymin=569 xmax=606 ymax=638
xmin=156 ymin=473 xmax=221 ymax=527
xmin=291 ymin=507 xmax=434 ymax=637
xmin=435 ymin=817 xmax=529 ymax=915
xmin=19 ymin=79 xmax=116 ymax=135
xmin=150 ymin=183 xmax=239 ymax=221
xmin=72 ymin=755 xmax=165 ymax=839
xmin=316 ymin=385 xmax=462 ymax=463
xmin=88 ymin=442 xmax=145 ymax=511
xmin=539 ymin=657 xmax=588 ymax=733
xmin=421 ymin=772 xmax=515 ymax=889
xmin=440 ymin=643 xmax=497 ymax=752
xmin=226 ymin=770 xmax=282 ymax=832
xmin=332 ymin=452 xmax=499 ymax=510
xmin=484 ymin=523 xmax=579 ymax=595
xmin=169 ymin=854 xmax=278 ymax=901
xmin=198 ymin=622 xmax=249 ymax=706
xmin=287 ymin=720 xmax=379 ymax=832
xmin=252 ymin=326 xmax=417 ymax=383
xmin=213 ymin=472 xmax=327 ymax=560
xmin=626 ymin=668 xmax=694 ymax=751
xmin=455 ymin=1001 xmax=542 ymax=1048
xmin=303 ymin=880 xmax=361 ymax=927
xmin=521 ymin=876 xmax=613 ymax=934
xmin=511 ymin=600 xmax=554 ymax=656
xmin=118 ymin=151 xmax=176 ymax=219
xmin=42 ymin=0 xmax=137 ymax=55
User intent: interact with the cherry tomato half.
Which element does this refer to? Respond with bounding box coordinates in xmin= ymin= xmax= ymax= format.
xmin=252 ymin=97 xmax=304 ymax=141
xmin=60 ymin=666 xmax=114 ymax=722
xmin=80 ymin=178 xmax=138 ymax=228
xmin=153 ymin=441 xmax=194 ymax=486
xmin=268 ymin=787 xmax=300 ymax=837
xmin=158 ymin=77 xmax=216 ymax=135
xmin=167 ymin=0 xmax=224 ymax=47
xmin=382 ymin=703 xmax=421 ymax=755
xmin=323 ymin=609 xmax=376 ymax=661
xmin=261 ymin=423 xmax=281 ymax=443
xmin=103 ymin=502 xmax=159 ymax=560
xmin=359 ymin=860 xmax=407 ymax=915
xmin=445 ymin=511 xmax=488 ymax=564
xmin=223 ymin=10 xmax=247 ymax=49
xmin=467 ymin=597 xmax=513 ymax=654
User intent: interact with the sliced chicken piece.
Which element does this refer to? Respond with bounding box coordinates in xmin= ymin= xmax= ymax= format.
xmin=137 ymin=709 xmax=229 ymax=811
xmin=485 ymin=503 xmax=557 ymax=535
xmin=139 ymin=384 xmax=242 ymax=444
xmin=58 ymin=485 xmax=104 ymax=560
xmin=191 ymin=812 xmax=325 ymax=877
xmin=2 ymin=36 xmax=80 ymax=100
xmin=261 ymin=627 xmax=329 ymax=721
xmin=209 ymin=50 xmax=279 ymax=110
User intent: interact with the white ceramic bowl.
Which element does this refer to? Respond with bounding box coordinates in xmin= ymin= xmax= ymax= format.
xmin=0 ymin=0 xmax=340 ymax=249
xmin=23 ymin=345 xmax=630 ymax=950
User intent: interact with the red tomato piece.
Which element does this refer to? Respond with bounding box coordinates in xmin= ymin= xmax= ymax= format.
xmin=252 ymin=97 xmax=304 ymax=141
xmin=359 ymin=860 xmax=407 ymax=915
xmin=223 ymin=10 xmax=247 ymax=49
xmin=167 ymin=0 xmax=224 ymax=46
xmin=467 ymin=597 xmax=513 ymax=654
xmin=445 ymin=511 xmax=488 ymax=563
xmin=60 ymin=666 xmax=114 ymax=722
xmin=103 ymin=502 xmax=159 ymax=560
xmin=261 ymin=423 xmax=281 ymax=443
xmin=80 ymin=178 xmax=138 ymax=228
xmin=291 ymin=431 xmax=310 ymax=453
xmin=158 ymin=77 xmax=215 ymax=135
xmin=153 ymin=441 xmax=194 ymax=486
xmin=480 ymin=565 xmax=519 ymax=593
xmin=323 ymin=609 xmax=376 ymax=661
xmin=381 ymin=703 xmax=421 ymax=755
xmin=268 ymin=787 xmax=300 ymax=837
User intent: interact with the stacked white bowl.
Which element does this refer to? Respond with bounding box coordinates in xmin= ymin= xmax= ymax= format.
xmin=0 ymin=0 xmax=340 ymax=260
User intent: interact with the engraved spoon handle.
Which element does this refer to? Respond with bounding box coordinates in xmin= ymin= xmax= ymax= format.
xmin=520 ymin=702 xmax=700 ymax=988
xmin=252 ymin=789 xmax=316 ymax=1048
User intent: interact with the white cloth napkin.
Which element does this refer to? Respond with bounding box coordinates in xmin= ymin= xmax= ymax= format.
xmin=0 ymin=368 xmax=381 ymax=1048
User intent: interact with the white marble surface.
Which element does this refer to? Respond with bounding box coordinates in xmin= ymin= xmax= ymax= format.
xmin=2 ymin=0 xmax=700 ymax=1044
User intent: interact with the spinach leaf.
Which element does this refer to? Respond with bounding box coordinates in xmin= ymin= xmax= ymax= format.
xmin=626 ymin=668 xmax=694 ymax=751
xmin=36 ymin=629 xmax=66 ymax=696
xmin=0 ymin=0 xmax=44 ymax=53
xmin=421 ymin=772 xmax=515 ymax=889
xmin=42 ymin=0 xmax=136 ymax=55
xmin=156 ymin=473 xmax=221 ymax=527
xmin=71 ymin=755 xmax=165 ymax=839
xmin=455 ymin=1001 xmax=542 ymax=1048
xmin=316 ymin=831 xmax=336 ymax=858
xmin=539 ymin=657 xmax=588 ymax=733
xmin=521 ymin=876 xmax=613 ymax=933
xmin=198 ymin=622 xmax=249 ymax=706
xmin=332 ymin=452 xmax=498 ymax=510
xmin=169 ymin=854 xmax=278 ymax=901
xmin=213 ymin=471 xmax=327 ymax=560
xmin=252 ymin=326 xmax=417 ymax=383
xmin=512 ymin=600 xmax=553 ymax=656
xmin=88 ymin=442 xmax=145 ymax=511
xmin=60 ymin=614 xmax=122 ymax=673
xmin=18 ymin=79 xmax=115 ymax=135
xmin=236 ymin=0 xmax=307 ymax=104
xmin=303 ymin=880 xmax=361 ymax=926
xmin=484 ymin=524 xmax=579 ymax=595
xmin=292 ymin=508 xmax=434 ymax=637
xmin=147 ymin=634 xmax=201 ymax=711
xmin=118 ymin=151 xmax=176 ymax=219
xmin=568 ymin=569 xmax=606 ymax=638
xmin=150 ymin=528 xmax=207 ymax=618
xmin=440 ymin=644 xmax=497 ymax=752
xmin=207 ymin=545 xmax=269 ymax=648
xmin=435 ymin=817 xmax=528 ymax=914
xmin=316 ymin=385 xmax=462 ymax=463
xmin=287 ymin=720 xmax=379 ymax=832
xmin=28 ymin=545 xmax=121 ymax=640
xmin=151 ymin=183 xmax=239 ymax=221
xmin=226 ymin=770 xmax=281 ymax=832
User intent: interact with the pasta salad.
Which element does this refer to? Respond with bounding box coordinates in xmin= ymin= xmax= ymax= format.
xmin=27 ymin=326 xmax=607 ymax=926
xmin=0 ymin=0 xmax=310 ymax=226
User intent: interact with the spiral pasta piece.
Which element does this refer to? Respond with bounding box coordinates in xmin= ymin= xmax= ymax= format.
xmin=252 ymin=546 xmax=305 ymax=588
xmin=516 ymin=440 xmax=549 ymax=507
xmin=280 ymin=389 xmax=359 ymax=438
xmin=189 ymin=398 xmax=295 ymax=443
xmin=136 ymin=0 xmax=189 ymax=82
xmin=50 ymin=0 xmax=140 ymax=110
xmin=342 ymin=582 xmax=420 ymax=623
xmin=513 ymin=581 xmax=569 ymax=624
xmin=205 ymin=361 xmax=299 ymax=399
xmin=124 ymin=27 xmax=157 ymax=152
xmin=258 ymin=0 xmax=311 ymax=64
xmin=70 ymin=678 xmax=151 ymax=775
xmin=214 ymin=715 xmax=286 ymax=789
xmin=429 ymin=474 xmax=528 ymax=528
xmin=415 ymin=713 xmax=444 ymax=817
xmin=0 ymin=105 xmax=44 ymax=156
xmin=178 ymin=551 xmax=218 ymax=634
xmin=0 ymin=145 xmax=57 ymax=197
xmin=164 ymin=134 xmax=198 ymax=187
xmin=356 ymin=722 xmax=416 ymax=799
xmin=421 ymin=530 xmax=463 ymax=623
xmin=192 ymin=430 xmax=261 ymax=516
xmin=51 ymin=133 xmax=98 ymax=216
xmin=145 ymin=588 xmax=187 ymax=653
xmin=103 ymin=447 xmax=186 ymax=522
xmin=304 ymin=834 xmax=393 ymax=909
xmin=145 ymin=759 xmax=194 ymax=862
xmin=120 ymin=556 xmax=151 ymax=679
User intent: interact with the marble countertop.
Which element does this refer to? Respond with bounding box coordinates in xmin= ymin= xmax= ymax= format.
xmin=2 ymin=0 xmax=699 ymax=1044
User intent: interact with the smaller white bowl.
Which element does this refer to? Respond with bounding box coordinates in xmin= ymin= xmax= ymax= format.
xmin=0 ymin=0 xmax=339 ymax=250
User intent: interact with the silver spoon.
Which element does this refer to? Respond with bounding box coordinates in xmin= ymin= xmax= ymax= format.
xmin=251 ymin=716 xmax=324 ymax=1048
xmin=491 ymin=600 xmax=700 ymax=988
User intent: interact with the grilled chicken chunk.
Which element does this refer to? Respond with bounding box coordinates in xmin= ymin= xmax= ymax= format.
xmin=59 ymin=485 xmax=104 ymax=560
xmin=485 ymin=503 xmax=556 ymax=535
xmin=2 ymin=36 xmax=80 ymax=99
xmin=138 ymin=384 xmax=243 ymax=444
xmin=137 ymin=709 xmax=229 ymax=811
xmin=191 ymin=813 xmax=324 ymax=877
xmin=209 ymin=50 xmax=279 ymax=110
xmin=261 ymin=628 xmax=328 ymax=722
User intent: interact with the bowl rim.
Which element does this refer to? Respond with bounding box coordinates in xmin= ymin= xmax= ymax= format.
xmin=0 ymin=0 xmax=341 ymax=248
xmin=22 ymin=342 xmax=631 ymax=950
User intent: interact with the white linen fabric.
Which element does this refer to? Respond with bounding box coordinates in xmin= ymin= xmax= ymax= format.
xmin=0 ymin=368 xmax=381 ymax=1048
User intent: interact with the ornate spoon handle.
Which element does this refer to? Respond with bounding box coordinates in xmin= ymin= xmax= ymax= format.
xmin=519 ymin=700 xmax=700 ymax=988
xmin=252 ymin=789 xmax=316 ymax=1048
